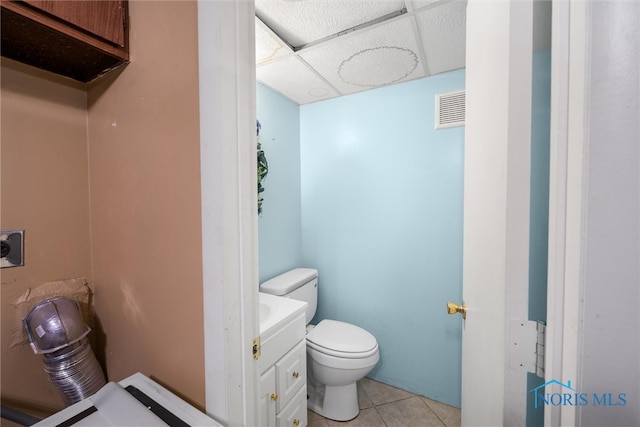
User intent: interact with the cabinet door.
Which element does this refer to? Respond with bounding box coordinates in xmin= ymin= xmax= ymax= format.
xmin=259 ymin=367 xmax=277 ymax=427
xmin=277 ymin=387 xmax=308 ymax=427
xmin=276 ymin=340 xmax=307 ymax=412
xmin=22 ymin=1 xmax=126 ymax=46
xmin=1 ymin=0 xmax=129 ymax=82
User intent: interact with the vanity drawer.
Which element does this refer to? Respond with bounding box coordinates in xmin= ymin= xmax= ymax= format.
xmin=276 ymin=340 xmax=306 ymax=412
xmin=277 ymin=386 xmax=307 ymax=427
xmin=259 ymin=313 xmax=306 ymax=373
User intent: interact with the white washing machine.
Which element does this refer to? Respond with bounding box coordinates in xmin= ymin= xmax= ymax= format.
xmin=31 ymin=373 xmax=221 ymax=426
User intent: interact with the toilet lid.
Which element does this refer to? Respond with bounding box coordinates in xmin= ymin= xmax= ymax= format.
xmin=306 ymin=320 xmax=378 ymax=358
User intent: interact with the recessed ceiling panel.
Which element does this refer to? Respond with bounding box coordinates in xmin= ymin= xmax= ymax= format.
xmin=256 ymin=18 xmax=293 ymax=65
xmin=255 ymin=0 xmax=405 ymax=47
xmin=414 ymin=1 xmax=467 ymax=75
xmin=257 ymin=56 xmax=341 ymax=105
xmin=299 ymin=16 xmax=426 ymax=95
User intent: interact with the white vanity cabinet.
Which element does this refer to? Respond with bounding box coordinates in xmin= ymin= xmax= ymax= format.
xmin=258 ymin=293 xmax=308 ymax=427
xmin=259 ymin=341 xmax=307 ymax=427
xmin=259 ymin=367 xmax=278 ymax=426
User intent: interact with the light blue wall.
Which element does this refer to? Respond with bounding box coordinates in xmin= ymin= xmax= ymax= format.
xmin=300 ymin=71 xmax=465 ymax=407
xmin=257 ymin=72 xmax=464 ymax=406
xmin=526 ymin=50 xmax=552 ymax=427
xmin=258 ymin=60 xmax=550 ymax=409
xmin=257 ymin=83 xmax=302 ymax=283
xmin=528 ymin=50 xmax=551 ymax=323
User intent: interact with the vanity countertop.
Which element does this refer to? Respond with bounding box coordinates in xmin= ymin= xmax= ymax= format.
xmin=259 ymin=292 xmax=307 ymax=341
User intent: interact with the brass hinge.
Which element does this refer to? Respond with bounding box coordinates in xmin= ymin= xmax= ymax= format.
xmin=252 ymin=336 xmax=261 ymax=360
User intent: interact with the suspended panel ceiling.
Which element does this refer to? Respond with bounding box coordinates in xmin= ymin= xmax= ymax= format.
xmin=256 ymin=0 xmax=550 ymax=105
xmin=256 ymin=0 xmax=406 ymax=48
xmin=256 ymin=0 xmax=468 ymax=105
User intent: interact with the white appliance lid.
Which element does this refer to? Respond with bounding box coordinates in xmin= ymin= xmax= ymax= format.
xmin=30 ymin=373 xmax=222 ymax=427
xmin=260 ymin=268 xmax=318 ymax=295
xmin=306 ymin=319 xmax=377 ymax=354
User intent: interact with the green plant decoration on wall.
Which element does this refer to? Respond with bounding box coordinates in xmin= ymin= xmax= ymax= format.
xmin=257 ymin=120 xmax=268 ymax=215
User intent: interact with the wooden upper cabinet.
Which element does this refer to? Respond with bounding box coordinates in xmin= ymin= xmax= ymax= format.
xmin=23 ymin=1 xmax=127 ymax=47
xmin=1 ymin=0 xmax=129 ymax=82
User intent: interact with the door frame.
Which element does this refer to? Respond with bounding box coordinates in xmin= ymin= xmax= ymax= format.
xmin=462 ymin=0 xmax=587 ymax=424
xmin=197 ymin=0 xmax=587 ymax=424
xmin=198 ymin=1 xmax=260 ymax=426
xmin=544 ymin=0 xmax=590 ymax=425
xmin=462 ymin=0 xmax=533 ymax=424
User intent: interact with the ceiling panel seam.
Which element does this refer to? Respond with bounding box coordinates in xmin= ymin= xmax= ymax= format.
xmin=293 ymin=8 xmax=408 ymax=52
xmin=295 ymin=56 xmax=343 ymax=97
xmin=256 ymin=7 xmax=415 ymax=57
xmin=255 ymin=14 xmax=296 ymax=52
xmin=412 ymin=0 xmax=459 ymax=14
xmin=409 ymin=13 xmax=431 ymax=76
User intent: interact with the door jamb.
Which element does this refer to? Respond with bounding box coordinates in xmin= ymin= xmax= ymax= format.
xmin=545 ymin=0 xmax=589 ymax=425
xmin=198 ymin=1 xmax=260 ymax=425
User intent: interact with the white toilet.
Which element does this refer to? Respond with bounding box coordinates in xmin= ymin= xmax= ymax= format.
xmin=260 ymin=268 xmax=380 ymax=421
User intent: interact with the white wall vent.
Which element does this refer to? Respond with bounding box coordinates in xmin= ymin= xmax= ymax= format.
xmin=435 ymin=90 xmax=465 ymax=129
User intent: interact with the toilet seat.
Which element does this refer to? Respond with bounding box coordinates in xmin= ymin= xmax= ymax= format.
xmin=306 ymin=320 xmax=378 ymax=359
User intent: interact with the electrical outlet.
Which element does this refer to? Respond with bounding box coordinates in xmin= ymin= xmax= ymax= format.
xmin=1 ymin=230 xmax=24 ymax=268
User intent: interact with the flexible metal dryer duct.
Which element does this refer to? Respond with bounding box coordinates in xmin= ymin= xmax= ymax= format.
xmin=23 ymin=297 xmax=106 ymax=406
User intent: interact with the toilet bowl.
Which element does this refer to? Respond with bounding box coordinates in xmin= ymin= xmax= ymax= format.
xmin=305 ymin=320 xmax=380 ymax=420
xmin=259 ymin=268 xmax=380 ymax=421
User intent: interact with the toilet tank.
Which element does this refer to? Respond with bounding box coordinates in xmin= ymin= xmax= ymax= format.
xmin=260 ymin=268 xmax=318 ymax=324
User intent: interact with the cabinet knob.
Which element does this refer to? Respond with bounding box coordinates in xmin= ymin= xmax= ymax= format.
xmin=293 ymin=419 xmax=300 ymax=426
xmin=271 ymin=393 xmax=278 ymax=401
xmin=292 ymin=371 xmax=299 ymax=378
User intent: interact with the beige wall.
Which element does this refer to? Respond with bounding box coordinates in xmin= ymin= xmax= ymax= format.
xmin=86 ymin=0 xmax=205 ymax=409
xmin=1 ymin=0 xmax=205 ymax=418
xmin=1 ymin=62 xmax=92 ymax=414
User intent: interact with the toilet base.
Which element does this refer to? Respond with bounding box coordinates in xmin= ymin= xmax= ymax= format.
xmin=307 ymin=382 xmax=359 ymax=421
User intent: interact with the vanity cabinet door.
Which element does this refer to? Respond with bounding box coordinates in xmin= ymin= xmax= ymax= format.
xmin=259 ymin=366 xmax=277 ymax=427
xmin=276 ymin=387 xmax=307 ymax=427
xmin=275 ymin=340 xmax=307 ymax=412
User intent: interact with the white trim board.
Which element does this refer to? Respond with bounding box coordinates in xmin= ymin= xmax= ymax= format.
xmin=198 ymin=1 xmax=260 ymax=425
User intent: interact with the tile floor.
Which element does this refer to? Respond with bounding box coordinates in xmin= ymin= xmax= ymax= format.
xmin=307 ymin=378 xmax=461 ymax=427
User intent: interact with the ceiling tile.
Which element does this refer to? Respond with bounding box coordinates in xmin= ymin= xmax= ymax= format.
xmin=409 ymin=0 xmax=444 ymax=12
xmin=298 ymin=16 xmax=426 ymax=95
xmin=414 ymin=0 xmax=467 ymax=75
xmin=256 ymin=17 xmax=293 ymax=65
xmin=257 ymin=56 xmax=341 ymax=105
xmin=255 ymin=0 xmax=405 ymax=47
